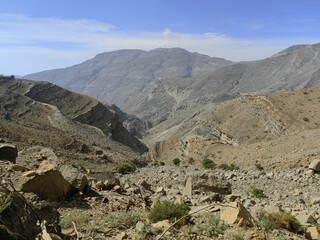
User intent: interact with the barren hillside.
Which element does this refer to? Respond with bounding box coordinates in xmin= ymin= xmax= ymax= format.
xmin=145 ymin=86 xmax=320 ymax=170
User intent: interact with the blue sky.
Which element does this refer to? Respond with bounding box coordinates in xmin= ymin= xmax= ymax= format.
xmin=1 ymin=0 xmax=320 ymax=75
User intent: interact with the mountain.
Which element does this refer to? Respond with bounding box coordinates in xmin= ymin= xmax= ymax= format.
xmin=25 ymin=44 xmax=320 ymax=126
xmin=0 ymin=75 xmax=147 ymax=169
xmin=122 ymin=43 xmax=320 ymax=124
xmin=145 ymin=86 xmax=320 ymax=169
xmin=25 ymin=48 xmax=232 ymax=107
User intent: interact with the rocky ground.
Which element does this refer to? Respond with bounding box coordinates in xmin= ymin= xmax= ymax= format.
xmin=1 ymin=142 xmax=320 ymax=239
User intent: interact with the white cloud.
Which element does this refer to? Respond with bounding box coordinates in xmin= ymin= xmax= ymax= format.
xmin=0 ymin=14 xmax=318 ymax=75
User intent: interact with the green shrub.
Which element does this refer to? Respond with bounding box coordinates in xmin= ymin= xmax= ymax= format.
xmin=148 ymin=201 xmax=190 ymax=226
xmin=258 ymin=217 xmax=278 ymax=231
xmin=172 ymin=158 xmax=181 ymax=166
xmin=303 ymin=117 xmax=310 ymax=122
xmin=268 ymin=212 xmax=303 ymax=234
xmin=218 ymin=163 xmax=239 ymax=171
xmin=202 ymin=159 xmax=216 ymax=169
xmin=249 ymin=186 xmax=267 ymax=199
xmin=114 ymin=163 xmax=134 ymax=174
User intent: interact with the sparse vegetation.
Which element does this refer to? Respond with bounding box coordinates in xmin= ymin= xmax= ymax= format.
xmin=218 ymin=163 xmax=239 ymax=171
xmin=303 ymin=117 xmax=310 ymax=122
xmin=172 ymin=158 xmax=181 ymax=166
xmin=224 ymin=229 xmax=244 ymax=240
xmin=114 ymin=163 xmax=134 ymax=174
xmin=202 ymin=158 xmax=216 ymax=169
xmin=249 ymin=185 xmax=267 ymax=199
xmin=0 ymin=192 xmax=12 ymax=214
xmin=267 ymin=212 xmax=303 ymax=234
xmin=186 ymin=213 xmax=226 ymax=237
xmin=148 ymin=201 xmax=190 ymax=226
xmin=255 ymin=162 xmax=264 ymax=171
xmin=105 ymin=210 xmax=141 ymax=229
xmin=258 ymin=217 xmax=278 ymax=231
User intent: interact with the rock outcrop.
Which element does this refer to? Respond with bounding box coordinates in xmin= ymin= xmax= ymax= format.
xmin=0 ymin=144 xmax=17 ymax=163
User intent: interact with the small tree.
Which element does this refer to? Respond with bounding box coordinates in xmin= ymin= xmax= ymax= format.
xmin=114 ymin=163 xmax=133 ymax=174
xmin=148 ymin=201 xmax=190 ymax=226
xmin=172 ymin=158 xmax=181 ymax=166
xmin=202 ymin=158 xmax=216 ymax=169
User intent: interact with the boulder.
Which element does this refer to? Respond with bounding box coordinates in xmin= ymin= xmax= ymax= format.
xmin=306 ymin=226 xmax=319 ymax=240
xmin=59 ymin=164 xmax=89 ymax=193
xmin=139 ymin=179 xmax=152 ymax=192
xmin=296 ymin=213 xmax=317 ymax=226
xmin=182 ymin=176 xmax=192 ymax=197
xmin=220 ymin=201 xmax=254 ymax=227
xmin=94 ymin=172 xmax=120 ymax=190
xmin=0 ymin=144 xmax=18 ymax=163
xmin=21 ymin=162 xmax=71 ymax=200
xmin=0 ymin=189 xmax=61 ymax=239
xmin=191 ymin=173 xmax=231 ymax=194
xmin=309 ymin=159 xmax=320 ymax=172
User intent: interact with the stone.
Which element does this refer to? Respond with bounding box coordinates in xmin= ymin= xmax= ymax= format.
xmin=116 ymin=232 xmax=128 ymax=240
xmin=182 ymin=176 xmax=192 ymax=197
xmin=95 ymin=181 xmax=104 ymax=190
xmin=249 ymin=231 xmax=266 ymax=240
xmin=59 ymin=164 xmax=89 ymax=193
xmin=21 ymin=167 xmax=71 ymax=200
xmin=293 ymin=189 xmax=302 ymax=196
xmin=200 ymin=193 xmax=220 ymax=203
xmin=152 ymin=220 xmax=171 ymax=228
xmin=306 ymin=226 xmax=319 ymax=240
xmin=94 ymin=172 xmax=120 ymax=190
xmin=296 ymin=213 xmax=317 ymax=226
xmin=311 ymin=197 xmax=320 ymax=205
xmin=0 ymin=144 xmax=18 ymax=163
xmin=22 ymin=170 xmax=37 ymax=177
xmin=191 ymin=173 xmax=231 ymax=194
xmin=309 ymin=159 xmax=320 ymax=172
xmin=266 ymin=172 xmax=274 ymax=179
xmin=225 ymin=194 xmax=241 ymax=202
xmin=139 ymin=179 xmax=152 ymax=192
xmin=11 ymin=164 xmax=30 ymax=172
xmin=155 ymin=187 xmax=166 ymax=195
xmin=113 ymin=185 xmax=122 ymax=194
xmin=220 ymin=201 xmax=254 ymax=227
xmin=264 ymin=205 xmax=281 ymax=214
xmin=135 ymin=221 xmax=145 ymax=232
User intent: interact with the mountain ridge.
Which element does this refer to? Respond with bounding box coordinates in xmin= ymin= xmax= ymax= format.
xmin=25 ymin=43 xmax=320 ymax=127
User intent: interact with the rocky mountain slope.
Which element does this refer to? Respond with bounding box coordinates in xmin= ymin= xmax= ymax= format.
xmin=144 ymin=86 xmax=320 ymax=171
xmin=25 ymin=43 xmax=320 ymax=126
xmin=0 ymin=76 xmax=147 ymax=169
xmin=25 ymin=48 xmax=232 ymax=107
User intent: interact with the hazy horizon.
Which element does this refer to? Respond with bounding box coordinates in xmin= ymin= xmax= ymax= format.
xmin=1 ymin=0 xmax=320 ymax=75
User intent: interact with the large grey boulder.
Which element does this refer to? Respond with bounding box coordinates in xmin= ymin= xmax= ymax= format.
xmin=21 ymin=162 xmax=71 ymax=200
xmin=59 ymin=164 xmax=89 ymax=194
xmin=0 ymin=144 xmax=18 ymax=163
xmin=94 ymin=172 xmax=120 ymax=190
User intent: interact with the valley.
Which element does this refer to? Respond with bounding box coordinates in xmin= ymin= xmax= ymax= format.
xmin=1 ymin=43 xmax=320 ymax=240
